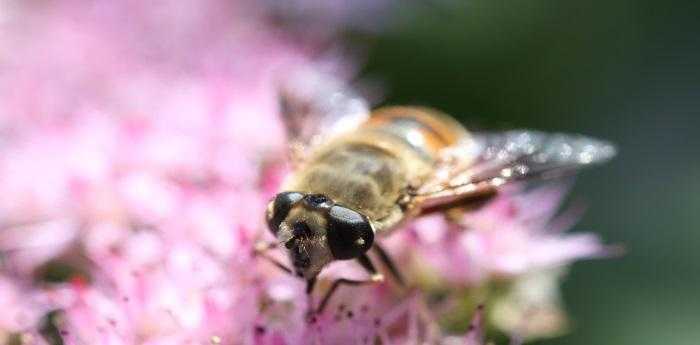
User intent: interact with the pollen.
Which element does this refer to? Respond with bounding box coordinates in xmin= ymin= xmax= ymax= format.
xmin=370 ymin=273 xmax=385 ymax=283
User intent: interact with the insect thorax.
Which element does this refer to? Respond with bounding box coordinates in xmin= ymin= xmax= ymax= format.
xmin=284 ymin=106 xmax=469 ymax=230
xmin=286 ymin=139 xmax=411 ymax=222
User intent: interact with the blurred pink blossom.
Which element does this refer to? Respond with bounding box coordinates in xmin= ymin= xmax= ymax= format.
xmin=0 ymin=1 xmax=607 ymax=344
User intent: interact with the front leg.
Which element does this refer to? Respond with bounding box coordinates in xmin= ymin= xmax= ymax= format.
xmin=373 ymin=243 xmax=406 ymax=286
xmin=255 ymin=242 xmax=385 ymax=315
xmin=315 ymin=254 xmax=384 ymax=314
xmin=253 ymin=241 xmax=292 ymax=275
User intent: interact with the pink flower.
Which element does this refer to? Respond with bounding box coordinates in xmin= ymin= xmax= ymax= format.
xmin=0 ymin=1 xmax=609 ymax=344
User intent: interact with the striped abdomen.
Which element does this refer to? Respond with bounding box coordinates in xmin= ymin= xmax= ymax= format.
xmin=362 ymin=106 xmax=468 ymax=162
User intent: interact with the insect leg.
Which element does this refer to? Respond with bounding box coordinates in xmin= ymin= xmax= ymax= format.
xmin=316 ymin=275 xmax=384 ymax=314
xmin=306 ymin=276 xmax=317 ymax=294
xmin=316 ymin=254 xmax=384 ymax=313
xmin=373 ymin=244 xmax=406 ymax=286
xmin=253 ymin=241 xmax=293 ymax=275
xmin=357 ymin=253 xmax=378 ymax=275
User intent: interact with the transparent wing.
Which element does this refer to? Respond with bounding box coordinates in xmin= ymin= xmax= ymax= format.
xmin=278 ymin=69 xmax=370 ymax=161
xmin=415 ymin=130 xmax=617 ymax=210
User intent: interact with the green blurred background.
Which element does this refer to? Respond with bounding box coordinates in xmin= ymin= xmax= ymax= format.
xmin=359 ymin=1 xmax=700 ymax=344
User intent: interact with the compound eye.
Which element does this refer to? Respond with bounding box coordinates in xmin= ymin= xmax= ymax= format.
xmin=326 ymin=205 xmax=374 ymax=260
xmin=267 ymin=192 xmax=304 ymax=235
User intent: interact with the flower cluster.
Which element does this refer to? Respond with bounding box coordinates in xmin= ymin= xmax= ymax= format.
xmin=0 ymin=1 xmax=607 ymax=344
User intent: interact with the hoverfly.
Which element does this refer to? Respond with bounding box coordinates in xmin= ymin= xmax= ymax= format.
xmin=255 ymin=72 xmax=616 ymax=313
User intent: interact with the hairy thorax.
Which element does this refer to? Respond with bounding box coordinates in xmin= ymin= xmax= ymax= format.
xmin=285 ymin=132 xmax=431 ymax=225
